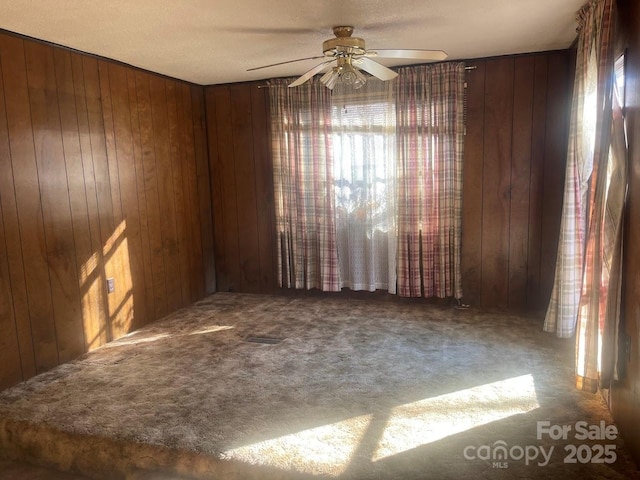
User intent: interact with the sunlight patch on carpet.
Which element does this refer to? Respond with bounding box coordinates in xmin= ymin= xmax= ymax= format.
xmin=221 ymin=414 xmax=373 ymax=476
xmin=103 ymin=332 xmax=171 ymax=347
xmin=372 ymin=373 xmax=539 ymax=461
xmin=190 ymin=325 xmax=234 ymax=335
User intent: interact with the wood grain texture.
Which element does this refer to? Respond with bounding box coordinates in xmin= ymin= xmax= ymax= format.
xmin=508 ymin=56 xmax=535 ymax=310
xmin=70 ymin=52 xmax=109 ymax=350
xmin=127 ymin=69 xmax=156 ymax=325
xmin=526 ymin=55 xmax=549 ymax=311
xmin=0 ymin=198 xmax=23 ymax=389
xmin=539 ymin=52 xmax=570 ymax=307
xmin=250 ymin=84 xmax=276 ymax=293
xmin=205 ymin=88 xmax=228 ymax=292
xmin=229 ymin=84 xmax=261 ymax=293
xmin=608 ymin=0 xmax=640 ymax=465
xmin=461 ymin=61 xmax=486 ymax=306
xmin=0 ymin=47 xmax=37 ymax=379
xmin=53 ymin=49 xmax=98 ymax=352
xmin=191 ymin=86 xmax=215 ymax=295
xmin=1 ymin=36 xmax=59 ymax=373
xmin=481 ymin=57 xmax=515 ymax=310
xmin=134 ymin=70 xmax=168 ymax=320
xmin=181 ymin=84 xmax=205 ymax=302
xmin=0 ymin=66 xmax=24 ymax=387
xmin=210 ymin=86 xmax=241 ymax=292
xmin=205 ymin=83 xmax=276 ymax=295
xmin=0 ymin=30 xmax=211 ymax=389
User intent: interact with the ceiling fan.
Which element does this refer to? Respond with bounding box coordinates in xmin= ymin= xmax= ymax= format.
xmin=248 ymin=26 xmax=447 ymax=89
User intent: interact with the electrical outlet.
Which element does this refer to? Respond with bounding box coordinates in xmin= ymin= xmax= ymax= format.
xmin=106 ymin=277 xmax=115 ymax=294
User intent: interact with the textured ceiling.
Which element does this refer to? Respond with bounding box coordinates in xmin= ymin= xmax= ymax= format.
xmin=0 ymin=0 xmax=584 ymax=85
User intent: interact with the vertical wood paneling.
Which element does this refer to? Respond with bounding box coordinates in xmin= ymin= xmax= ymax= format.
xmin=181 ymin=84 xmax=205 ymax=301
xmin=0 ymin=30 xmax=211 ymax=390
xmin=53 ymin=49 xmax=97 ymax=352
xmin=149 ymin=76 xmax=182 ymax=312
xmin=1 ymin=35 xmax=60 ymax=373
xmin=191 ymin=86 xmax=215 ymax=295
xmin=526 ymin=55 xmax=549 ymax=310
xmin=0 ymin=62 xmax=25 ymax=388
xmin=98 ymin=60 xmax=128 ymax=340
xmin=82 ymin=56 xmax=115 ymax=343
xmin=539 ymin=52 xmax=570 ymax=307
xmin=106 ymin=63 xmax=148 ymax=334
xmin=229 ymin=84 xmax=261 ymax=293
xmin=70 ymin=52 xmax=109 ymax=350
xmin=461 ymin=61 xmax=486 ymax=306
xmin=0 ymin=45 xmax=37 ymax=379
xmin=612 ymin=0 xmax=640 ymax=464
xmin=127 ymin=69 xmax=155 ymax=323
xmin=166 ymin=81 xmax=191 ymax=305
xmin=481 ymin=57 xmax=515 ymax=309
xmin=25 ymin=42 xmax=85 ymax=363
xmin=135 ymin=71 xmax=168 ymax=320
xmin=250 ymin=84 xmax=276 ymax=293
xmin=508 ymin=56 xmax=535 ymax=309
xmin=206 ymin=83 xmax=272 ymax=294
xmin=211 ymin=86 xmax=241 ymax=292
xmin=205 ymin=88 xmax=228 ymax=292
xmin=0 ymin=201 xmax=23 ymax=389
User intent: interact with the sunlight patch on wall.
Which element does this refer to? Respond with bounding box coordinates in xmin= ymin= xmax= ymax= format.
xmin=79 ymin=251 xmax=108 ymax=350
xmin=222 ymin=413 xmax=373 ymax=477
xmin=104 ymin=220 xmax=134 ymax=340
xmin=372 ymin=374 xmax=539 ymax=461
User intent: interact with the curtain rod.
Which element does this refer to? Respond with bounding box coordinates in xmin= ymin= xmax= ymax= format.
xmin=257 ymin=65 xmax=478 ymax=88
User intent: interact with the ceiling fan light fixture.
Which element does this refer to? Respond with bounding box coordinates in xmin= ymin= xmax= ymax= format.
xmin=341 ymin=65 xmax=358 ymax=85
xmin=320 ymin=68 xmax=340 ymax=90
xmin=353 ymin=68 xmax=367 ymax=90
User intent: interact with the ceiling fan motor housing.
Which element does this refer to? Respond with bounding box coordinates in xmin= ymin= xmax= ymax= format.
xmin=323 ymin=26 xmax=366 ymax=56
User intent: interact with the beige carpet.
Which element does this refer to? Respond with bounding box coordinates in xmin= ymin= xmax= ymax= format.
xmin=0 ymin=292 xmax=638 ymax=479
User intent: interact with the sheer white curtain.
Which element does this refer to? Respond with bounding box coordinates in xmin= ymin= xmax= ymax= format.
xmin=331 ymin=79 xmax=397 ymax=293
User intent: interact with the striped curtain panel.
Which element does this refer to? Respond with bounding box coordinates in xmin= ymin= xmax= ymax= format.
xmin=394 ymin=63 xmax=465 ymax=299
xmin=268 ymin=78 xmax=341 ymax=291
xmin=544 ymin=0 xmax=614 ymax=339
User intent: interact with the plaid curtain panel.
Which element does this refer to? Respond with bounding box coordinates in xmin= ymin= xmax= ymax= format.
xmin=394 ymin=62 xmax=465 ymax=299
xmin=575 ymin=0 xmax=621 ymax=391
xmin=544 ymin=0 xmax=613 ymax=340
xmin=268 ymin=78 xmax=341 ymax=291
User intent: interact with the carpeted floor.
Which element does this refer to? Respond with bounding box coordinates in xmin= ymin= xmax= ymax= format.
xmin=0 ymin=292 xmax=638 ymax=479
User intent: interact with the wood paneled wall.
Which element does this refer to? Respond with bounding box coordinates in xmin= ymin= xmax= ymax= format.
xmin=0 ymin=31 xmax=214 ymax=390
xmin=204 ymin=50 xmax=572 ymax=312
xmin=205 ymin=83 xmax=274 ymax=294
xmin=463 ymin=51 xmax=572 ymax=311
xmin=611 ymin=0 xmax=640 ymax=465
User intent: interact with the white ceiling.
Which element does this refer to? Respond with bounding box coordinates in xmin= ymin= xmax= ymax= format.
xmin=0 ymin=0 xmax=584 ymax=86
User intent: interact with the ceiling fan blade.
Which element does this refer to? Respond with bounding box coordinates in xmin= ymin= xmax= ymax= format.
xmin=289 ymin=60 xmax=336 ymax=87
xmin=367 ymin=49 xmax=448 ymax=61
xmin=247 ymin=55 xmax=326 ymax=72
xmin=357 ymin=57 xmax=398 ymax=81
